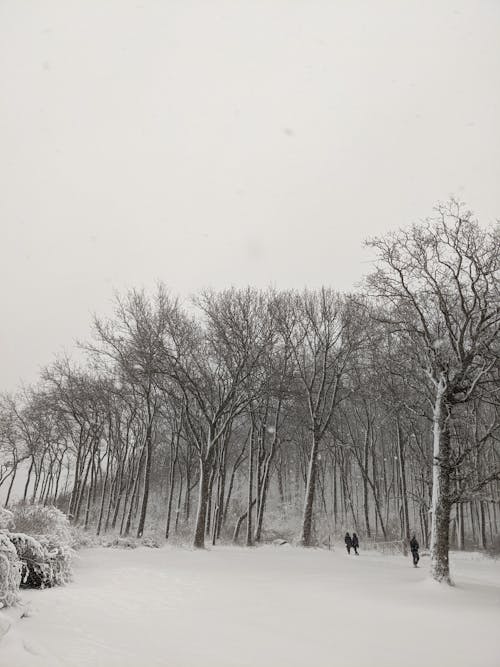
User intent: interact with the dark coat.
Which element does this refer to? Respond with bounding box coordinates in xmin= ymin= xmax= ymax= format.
xmin=410 ymin=537 xmax=419 ymax=552
xmin=344 ymin=533 xmax=352 ymax=547
xmin=352 ymin=534 xmax=359 ymax=548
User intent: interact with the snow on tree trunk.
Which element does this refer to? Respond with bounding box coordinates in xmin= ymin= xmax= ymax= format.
xmin=430 ymin=376 xmax=452 ymax=584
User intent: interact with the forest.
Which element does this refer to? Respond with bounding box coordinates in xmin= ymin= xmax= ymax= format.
xmin=1 ymin=201 xmax=499 ymax=585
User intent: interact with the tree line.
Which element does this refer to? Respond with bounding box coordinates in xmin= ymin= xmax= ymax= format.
xmin=1 ymin=200 xmax=499 ymax=584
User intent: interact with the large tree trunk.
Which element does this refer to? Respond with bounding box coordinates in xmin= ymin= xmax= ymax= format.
xmin=430 ymin=379 xmax=452 ymax=584
xmin=300 ymin=430 xmax=319 ymax=546
xmin=193 ymin=452 xmax=214 ymax=549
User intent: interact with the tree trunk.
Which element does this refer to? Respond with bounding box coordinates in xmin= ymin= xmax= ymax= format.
xmin=246 ymin=424 xmax=255 ymax=547
xmin=205 ymin=464 xmax=216 ymax=537
xmin=255 ymin=451 xmax=275 ymax=543
xmin=122 ymin=445 xmax=145 ymax=536
xmin=430 ymin=379 xmax=452 ymax=584
xmin=75 ymin=451 xmax=93 ymax=523
xmin=97 ymin=448 xmax=111 ymax=535
xmin=4 ymin=464 xmax=18 ymax=508
xmin=222 ymin=444 xmax=246 ymax=527
xmin=193 ymin=452 xmax=214 ymax=549
xmin=300 ymin=430 xmax=319 ymax=546
xmin=363 ymin=428 xmax=371 ymax=538
xmin=457 ymin=502 xmax=465 ymax=550
xmin=397 ymin=421 xmax=410 ymax=549
xmin=174 ymin=472 xmax=183 ymax=533
xmin=137 ymin=418 xmax=153 ymax=539
xmin=233 ymin=499 xmax=256 ymax=543
xmin=23 ymin=459 xmax=33 ymax=503
xmin=479 ymin=501 xmax=487 ymax=550
xmin=165 ymin=439 xmax=178 ymax=539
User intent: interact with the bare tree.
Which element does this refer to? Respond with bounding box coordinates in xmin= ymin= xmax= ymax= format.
xmin=87 ymin=287 xmax=175 ymax=537
xmin=276 ymin=289 xmax=364 ymax=546
xmin=367 ymin=200 xmax=500 ymax=582
xmin=164 ymin=288 xmax=272 ymax=548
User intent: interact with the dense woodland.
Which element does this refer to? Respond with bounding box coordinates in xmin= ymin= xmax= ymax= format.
xmin=1 ymin=201 xmax=499 ymax=584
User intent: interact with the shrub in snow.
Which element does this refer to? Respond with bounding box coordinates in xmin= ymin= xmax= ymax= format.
xmin=0 ymin=509 xmax=15 ymax=531
xmin=7 ymin=532 xmax=73 ymax=589
xmin=69 ymin=527 xmax=103 ymax=550
xmin=0 ymin=532 xmax=21 ymax=608
xmin=37 ymin=535 xmax=73 ymax=586
xmin=141 ymin=537 xmax=160 ymax=549
xmin=105 ymin=536 xmax=138 ymax=549
xmin=11 ymin=504 xmax=72 ymax=546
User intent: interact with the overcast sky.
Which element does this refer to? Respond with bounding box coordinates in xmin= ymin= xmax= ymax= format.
xmin=1 ymin=0 xmax=499 ymax=392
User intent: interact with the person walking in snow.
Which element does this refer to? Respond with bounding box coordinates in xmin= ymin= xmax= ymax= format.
xmin=410 ymin=534 xmax=419 ymax=567
xmin=344 ymin=532 xmax=353 ymax=554
xmin=352 ymin=532 xmax=359 ymax=555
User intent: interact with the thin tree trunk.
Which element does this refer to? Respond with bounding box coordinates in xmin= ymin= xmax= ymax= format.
xmin=165 ymin=436 xmax=179 ymax=539
xmin=4 ymin=464 xmax=18 ymax=507
xmin=363 ymin=428 xmax=371 ymax=538
xmin=246 ymin=423 xmax=255 ymax=547
xmin=97 ymin=447 xmax=111 ymax=535
xmin=137 ymin=417 xmax=153 ymax=539
xmin=397 ymin=421 xmax=410 ymax=549
xmin=23 ymin=459 xmax=34 ymax=502
xmin=233 ymin=499 xmax=256 ymax=543
xmin=174 ymin=471 xmax=184 ymax=533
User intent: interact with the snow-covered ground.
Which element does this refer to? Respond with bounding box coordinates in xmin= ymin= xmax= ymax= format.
xmin=2 ymin=545 xmax=499 ymax=667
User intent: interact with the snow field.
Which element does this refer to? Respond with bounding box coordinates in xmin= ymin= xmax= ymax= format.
xmin=2 ymin=545 xmax=499 ymax=667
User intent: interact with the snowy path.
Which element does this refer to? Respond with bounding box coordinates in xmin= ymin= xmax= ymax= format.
xmin=2 ymin=545 xmax=500 ymax=667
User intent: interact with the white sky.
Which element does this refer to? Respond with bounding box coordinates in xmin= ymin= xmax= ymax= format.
xmin=1 ymin=0 xmax=499 ymax=391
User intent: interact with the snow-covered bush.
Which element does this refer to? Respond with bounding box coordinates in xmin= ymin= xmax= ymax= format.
xmin=37 ymin=535 xmax=73 ymax=586
xmin=105 ymin=536 xmax=138 ymax=549
xmin=7 ymin=532 xmax=73 ymax=589
xmin=8 ymin=533 xmax=48 ymax=589
xmin=0 ymin=532 xmax=21 ymax=608
xmin=11 ymin=504 xmax=72 ymax=545
xmin=69 ymin=527 xmax=104 ymax=550
xmin=0 ymin=509 xmax=15 ymax=531
xmin=141 ymin=536 xmax=160 ymax=548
